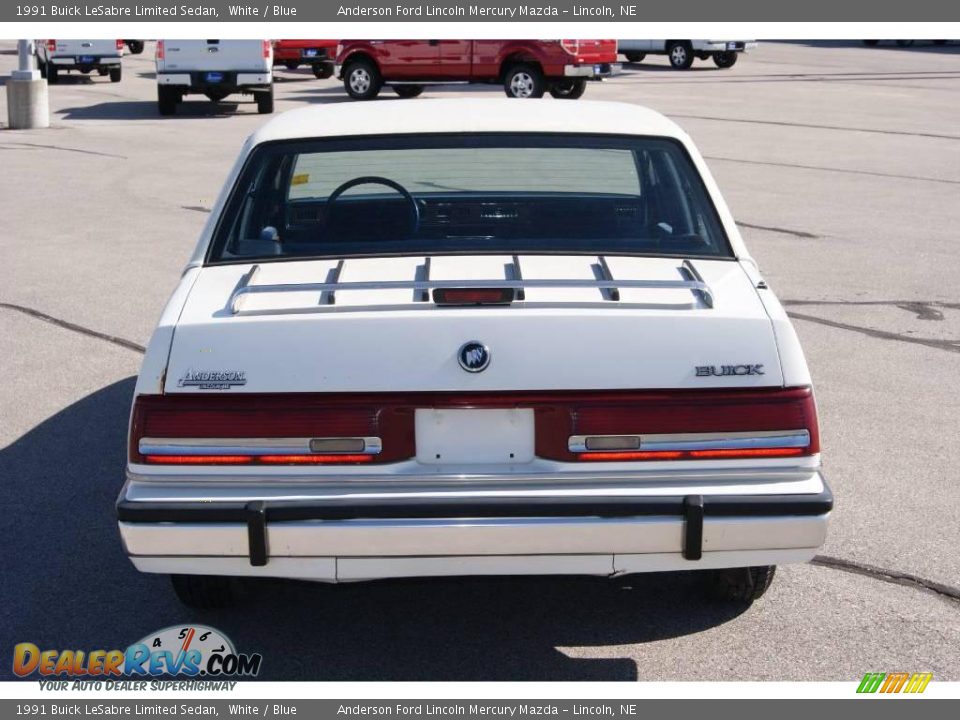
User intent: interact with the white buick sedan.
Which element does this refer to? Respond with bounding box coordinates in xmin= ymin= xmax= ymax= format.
xmin=117 ymin=100 xmax=831 ymax=608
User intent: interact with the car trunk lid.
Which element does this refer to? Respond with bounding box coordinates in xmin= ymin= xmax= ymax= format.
xmin=163 ymin=255 xmax=781 ymax=394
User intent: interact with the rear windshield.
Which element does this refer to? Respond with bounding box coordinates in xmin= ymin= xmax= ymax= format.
xmin=207 ymin=134 xmax=731 ymax=264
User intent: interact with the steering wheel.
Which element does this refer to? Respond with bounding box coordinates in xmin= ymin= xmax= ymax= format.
xmin=326 ymin=176 xmax=420 ymax=237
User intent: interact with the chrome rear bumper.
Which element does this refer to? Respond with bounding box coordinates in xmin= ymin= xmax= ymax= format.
xmin=118 ymin=476 xmax=831 ymax=581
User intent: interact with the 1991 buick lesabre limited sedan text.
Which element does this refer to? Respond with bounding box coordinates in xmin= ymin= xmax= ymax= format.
xmin=116 ymin=99 xmax=832 ymax=608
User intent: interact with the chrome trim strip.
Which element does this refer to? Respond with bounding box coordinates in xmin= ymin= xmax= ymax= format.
xmin=139 ymin=437 xmax=382 ymax=456
xmin=569 ymin=430 xmax=810 ymax=453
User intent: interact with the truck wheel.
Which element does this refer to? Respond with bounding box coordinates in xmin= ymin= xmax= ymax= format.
xmin=623 ymin=52 xmax=645 ymax=63
xmin=548 ymin=78 xmax=587 ymax=99
xmin=667 ymin=42 xmax=694 ymax=69
xmin=704 ymin=566 xmax=776 ymax=603
xmin=97 ymin=68 xmax=109 ymax=76
xmin=713 ymin=51 xmax=738 ymax=69
xmin=170 ymin=575 xmax=236 ymax=609
xmin=126 ymin=40 xmax=144 ymax=55
xmin=393 ymin=85 xmax=424 ymax=98
xmin=109 ymin=67 xmax=122 ymax=83
xmin=503 ymin=63 xmax=545 ymax=98
xmin=157 ymin=85 xmax=178 ymax=116
xmin=283 ymin=60 xmax=299 ymax=70
xmin=46 ymin=63 xmax=58 ymax=84
xmin=343 ymin=59 xmax=382 ymax=100
xmin=312 ymin=63 xmax=334 ymax=79
xmin=257 ymin=86 xmax=275 ymax=114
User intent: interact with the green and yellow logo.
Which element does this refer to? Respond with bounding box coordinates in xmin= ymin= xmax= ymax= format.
xmin=857 ymin=672 xmax=932 ymax=694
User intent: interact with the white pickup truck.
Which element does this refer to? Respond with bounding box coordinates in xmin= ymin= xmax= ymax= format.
xmin=155 ymin=39 xmax=274 ymax=116
xmin=618 ymin=40 xmax=758 ymax=69
xmin=35 ymin=39 xmax=123 ymax=84
xmin=117 ymin=100 xmax=831 ymax=609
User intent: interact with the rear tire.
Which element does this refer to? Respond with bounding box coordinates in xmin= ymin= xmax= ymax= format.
xmin=256 ymin=85 xmax=275 ymax=114
xmin=342 ymin=59 xmax=382 ymax=100
xmin=125 ymin=41 xmax=144 ymax=55
xmin=109 ymin=67 xmax=121 ymax=83
xmin=170 ymin=575 xmax=237 ymax=609
xmin=97 ymin=68 xmax=109 ymax=76
xmin=312 ymin=63 xmax=334 ymax=79
xmin=548 ymin=78 xmax=587 ymax=99
xmin=503 ymin=63 xmax=545 ymax=98
xmin=46 ymin=63 xmax=58 ymax=84
xmin=157 ymin=85 xmax=178 ymax=116
xmin=667 ymin=41 xmax=695 ymax=69
xmin=704 ymin=565 xmax=777 ymax=604
xmin=283 ymin=60 xmax=299 ymax=70
xmin=393 ymin=85 xmax=424 ymax=98
xmin=624 ymin=52 xmax=646 ymax=63
xmin=712 ymin=51 xmax=738 ymax=69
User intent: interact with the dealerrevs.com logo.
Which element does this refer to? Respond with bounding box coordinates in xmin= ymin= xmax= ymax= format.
xmin=13 ymin=625 xmax=262 ymax=684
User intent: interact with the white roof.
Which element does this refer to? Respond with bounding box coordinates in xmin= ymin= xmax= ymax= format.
xmin=248 ymin=99 xmax=688 ymax=145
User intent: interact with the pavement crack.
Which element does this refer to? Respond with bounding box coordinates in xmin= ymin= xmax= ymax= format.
xmin=0 ymin=302 xmax=145 ymax=354
xmin=707 ymin=154 xmax=960 ymax=186
xmin=0 ymin=142 xmax=126 ymax=159
xmin=786 ymin=310 xmax=960 ymax=353
xmin=812 ymin=555 xmax=960 ymax=604
xmin=737 ymin=221 xmax=819 ymax=239
xmin=670 ymin=113 xmax=960 ymax=141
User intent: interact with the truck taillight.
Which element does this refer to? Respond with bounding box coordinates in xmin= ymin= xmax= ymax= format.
xmin=116 ymin=39 xmax=124 ymax=51
xmin=156 ymin=40 xmax=164 ymax=60
xmin=561 ymin=39 xmax=580 ymax=56
xmin=46 ymin=40 xmax=56 ymax=52
xmin=262 ymin=40 xmax=271 ymax=58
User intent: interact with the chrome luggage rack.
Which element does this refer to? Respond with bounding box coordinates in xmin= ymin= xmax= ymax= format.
xmin=228 ymin=257 xmax=714 ymax=315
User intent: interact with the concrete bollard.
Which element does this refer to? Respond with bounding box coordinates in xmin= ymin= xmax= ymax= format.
xmin=6 ymin=40 xmax=50 ymax=130
xmin=7 ymin=73 xmax=51 ymax=129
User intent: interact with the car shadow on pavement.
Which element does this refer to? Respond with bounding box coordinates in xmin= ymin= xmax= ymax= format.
xmin=0 ymin=378 xmax=750 ymax=682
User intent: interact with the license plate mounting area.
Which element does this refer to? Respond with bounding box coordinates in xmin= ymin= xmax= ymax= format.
xmin=415 ymin=409 xmax=535 ymax=465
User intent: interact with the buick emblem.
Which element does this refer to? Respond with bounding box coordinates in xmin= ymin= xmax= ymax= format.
xmin=458 ymin=341 xmax=490 ymax=373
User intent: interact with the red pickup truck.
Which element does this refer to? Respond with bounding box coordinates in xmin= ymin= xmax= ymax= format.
xmin=272 ymin=39 xmax=338 ymax=78
xmin=335 ymin=40 xmax=620 ymax=100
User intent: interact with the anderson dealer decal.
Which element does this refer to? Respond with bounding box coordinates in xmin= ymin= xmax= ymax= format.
xmin=177 ymin=369 xmax=247 ymax=390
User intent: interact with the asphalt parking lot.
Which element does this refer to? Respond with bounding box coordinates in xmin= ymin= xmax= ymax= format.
xmin=1 ymin=40 xmax=958 ymax=682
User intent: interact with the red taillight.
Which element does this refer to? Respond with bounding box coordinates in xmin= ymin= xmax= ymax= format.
xmin=116 ymin=39 xmax=124 ymax=51
xmin=156 ymin=40 xmax=164 ymax=60
xmin=259 ymin=454 xmax=372 ymax=464
xmin=47 ymin=40 xmax=56 ymax=52
xmin=129 ymin=394 xmax=412 ymax=466
xmin=433 ymin=288 xmax=514 ymax=305
xmin=262 ymin=40 xmax=271 ymax=59
xmin=560 ymin=387 xmax=820 ymax=462
xmin=145 ymin=455 xmax=253 ymax=465
xmin=561 ymin=39 xmax=580 ymax=55
xmin=129 ymin=387 xmax=818 ymax=467
xmin=579 ymin=451 xmax=684 ymax=462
